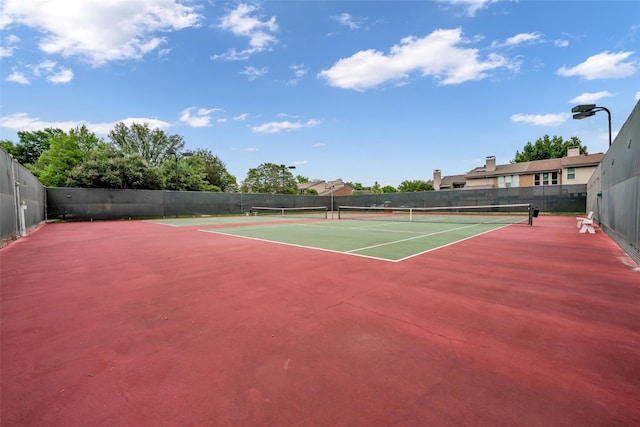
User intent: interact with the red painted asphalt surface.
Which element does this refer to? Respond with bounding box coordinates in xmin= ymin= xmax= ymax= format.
xmin=1 ymin=216 xmax=639 ymax=426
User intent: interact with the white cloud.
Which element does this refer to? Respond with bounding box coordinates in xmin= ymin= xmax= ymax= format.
xmin=6 ymin=71 xmax=29 ymax=84
xmin=510 ymin=113 xmax=568 ymax=127
xmin=0 ymin=112 xmax=170 ymax=135
xmin=179 ymin=107 xmax=224 ymax=127
xmin=215 ymin=3 xmax=278 ymax=60
xmin=554 ymin=39 xmax=569 ymax=48
xmin=557 ymin=51 xmax=637 ymax=80
xmin=6 ymin=59 xmax=74 ymax=84
xmin=437 ymin=0 xmax=497 ymax=16
xmin=332 ymin=13 xmax=364 ymax=30
xmin=0 ymin=112 xmax=80 ymax=132
xmin=570 ymin=91 xmax=613 ymax=105
xmin=636 ymin=91 xmax=640 ymax=101
xmin=252 ymin=119 xmax=320 ymax=134
xmin=504 ymin=33 xmax=542 ymax=47
xmin=289 ymin=64 xmax=309 ymax=85
xmin=233 ymin=113 xmax=248 ymax=121
xmin=313 ymin=143 xmax=326 ymax=148
xmin=240 ymin=66 xmax=268 ymax=80
xmin=0 ymin=0 xmax=201 ymax=66
xmin=0 ymin=34 xmax=20 ymax=57
xmin=244 ymin=147 xmax=258 ymax=152
xmin=319 ymin=28 xmax=511 ymax=91
xmin=47 ymin=67 xmax=73 ymax=84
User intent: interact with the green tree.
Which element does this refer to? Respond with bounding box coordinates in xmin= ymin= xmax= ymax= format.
xmin=371 ymin=181 xmax=383 ymax=194
xmin=241 ymin=163 xmax=297 ymax=193
xmin=513 ymin=135 xmax=586 ymax=163
xmin=191 ymin=149 xmax=237 ymax=192
xmin=109 ymin=122 xmax=184 ymax=166
xmin=67 ymin=145 xmax=165 ymax=189
xmin=5 ymin=128 xmax=64 ymax=164
xmin=397 ymin=180 xmax=433 ymax=192
xmin=382 ymin=185 xmax=397 ymax=193
xmin=305 ymin=188 xmax=318 ymax=195
xmin=346 ymin=182 xmax=364 ymax=191
xmin=1 ymin=140 xmax=16 ymax=155
xmin=296 ymin=175 xmax=309 ymax=183
xmin=162 ymin=155 xmax=208 ymax=191
xmin=31 ymin=126 xmax=101 ymax=187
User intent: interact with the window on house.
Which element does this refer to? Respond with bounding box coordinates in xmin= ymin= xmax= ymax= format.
xmin=497 ymin=175 xmax=520 ymax=188
xmin=567 ymin=168 xmax=576 ymax=179
xmin=534 ymin=172 xmax=558 ymax=186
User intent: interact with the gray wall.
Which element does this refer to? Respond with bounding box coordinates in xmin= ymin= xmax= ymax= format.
xmin=0 ymin=148 xmax=47 ymax=247
xmin=588 ymin=100 xmax=640 ymax=263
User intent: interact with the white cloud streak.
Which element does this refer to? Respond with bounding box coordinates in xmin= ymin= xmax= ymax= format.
xmin=332 ymin=13 xmax=364 ymax=30
xmin=570 ymin=91 xmax=613 ymax=105
xmin=437 ymin=0 xmax=497 ymax=16
xmin=252 ymin=119 xmax=320 ymax=134
xmin=319 ymin=28 xmax=512 ymax=91
xmin=557 ymin=51 xmax=637 ymax=80
xmin=180 ymin=107 xmax=224 ymax=127
xmin=510 ymin=113 xmax=568 ymax=127
xmin=240 ymin=66 xmax=268 ymax=80
xmin=0 ymin=112 xmax=170 ymax=135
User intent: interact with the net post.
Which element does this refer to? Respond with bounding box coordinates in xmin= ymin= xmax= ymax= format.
xmin=528 ymin=203 xmax=533 ymax=226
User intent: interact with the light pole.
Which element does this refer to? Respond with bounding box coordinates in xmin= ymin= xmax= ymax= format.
xmin=167 ymin=149 xmax=193 ymax=191
xmin=280 ymin=164 xmax=296 ymax=194
xmin=572 ymin=104 xmax=612 ymax=146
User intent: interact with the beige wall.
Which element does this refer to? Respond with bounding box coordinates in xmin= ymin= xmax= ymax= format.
xmin=563 ymin=166 xmax=597 ymax=185
xmin=465 ymin=177 xmax=495 ymax=188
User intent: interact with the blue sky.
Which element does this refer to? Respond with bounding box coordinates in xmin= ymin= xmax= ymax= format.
xmin=1 ymin=0 xmax=639 ymax=187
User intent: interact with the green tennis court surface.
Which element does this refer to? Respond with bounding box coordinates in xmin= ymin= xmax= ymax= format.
xmin=200 ymin=218 xmax=526 ymax=262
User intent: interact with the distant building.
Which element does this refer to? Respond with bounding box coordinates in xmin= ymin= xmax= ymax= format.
xmin=297 ymin=179 xmax=354 ymax=196
xmin=434 ymin=147 xmax=604 ymax=190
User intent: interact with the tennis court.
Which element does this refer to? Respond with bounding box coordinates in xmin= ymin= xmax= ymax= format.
xmin=2 ymin=213 xmax=639 ymax=426
xmin=151 ymin=204 xmax=534 ymax=261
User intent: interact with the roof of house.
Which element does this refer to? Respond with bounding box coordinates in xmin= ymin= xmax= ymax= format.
xmin=439 ymin=174 xmax=466 ymax=187
xmin=298 ymin=179 xmax=349 ymax=196
xmin=465 ymin=153 xmax=604 ymax=179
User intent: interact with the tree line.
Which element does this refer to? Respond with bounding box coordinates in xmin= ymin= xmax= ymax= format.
xmin=0 ymin=123 xmax=586 ymax=194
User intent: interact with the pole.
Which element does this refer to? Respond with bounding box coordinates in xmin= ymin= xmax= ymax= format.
xmin=175 ymin=154 xmax=179 ymax=191
xmin=282 ymin=166 xmax=285 ymax=194
xmin=604 ymin=107 xmax=612 ymax=146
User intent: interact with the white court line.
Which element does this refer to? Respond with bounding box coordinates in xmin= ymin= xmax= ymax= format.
xmin=199 ymin=229 xmax=395 ymax=262
xmin=345 ymin=223 xmax=483 ymax=253
xmin=199 ymin=220 xmax=518 ymax=263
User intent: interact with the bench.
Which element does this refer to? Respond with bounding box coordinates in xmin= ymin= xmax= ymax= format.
xmin=576 ymin=211 xmax=595 ymax=234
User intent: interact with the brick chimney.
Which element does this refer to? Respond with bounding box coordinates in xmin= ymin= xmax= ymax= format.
xmin=433 ymin=169 xmax=441 ymax=191
xmin=567 ymin=146 xmax=580 ymax=157
xmin=486 ymin=156 xmax=496 ymax=172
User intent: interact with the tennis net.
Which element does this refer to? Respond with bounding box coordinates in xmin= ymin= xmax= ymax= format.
xmin=337 ymin=203 xmax=534 ymax=225
xmin=250 ymin=206 xmax=328 ymax=219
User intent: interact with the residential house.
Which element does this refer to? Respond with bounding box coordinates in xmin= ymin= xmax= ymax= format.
xmin=434 ymin=147 xmax=604 ymax=190
xmin=297 ymin=179 xmax=354 ymax=196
